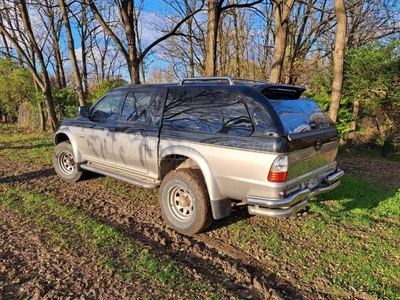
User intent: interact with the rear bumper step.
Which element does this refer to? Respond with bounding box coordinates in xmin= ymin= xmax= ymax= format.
xmin=246 ymin=168 xmax=344 ymax=218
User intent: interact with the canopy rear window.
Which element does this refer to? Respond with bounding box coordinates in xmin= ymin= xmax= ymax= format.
xmin=266 ymin=97 xmax=334 ymax=134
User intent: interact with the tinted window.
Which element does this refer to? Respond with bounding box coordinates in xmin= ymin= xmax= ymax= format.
xmin=163 ymin=89 xmax=253 ymax=136
xmin=268 ymin=98 xmax=334 ymax=133
xmin=91 ymin=92 xmax=123 ymax=121
xmin=120 ymin=91 xmax=153 ymax=122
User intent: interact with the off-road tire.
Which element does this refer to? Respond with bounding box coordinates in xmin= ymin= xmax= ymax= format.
xmin=53 ymin=141 xmax=84 ymax=182
xmin=159 ymin=168 xmax=213 ymax=235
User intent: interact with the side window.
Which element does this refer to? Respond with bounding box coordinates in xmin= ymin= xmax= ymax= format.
xmin=120 ymin=91 xmax=153 ymax=122
xmin=162 ymin=89 xmax=253 ymax=136
xmin=91 ymin=93 xmax=123 ymax=121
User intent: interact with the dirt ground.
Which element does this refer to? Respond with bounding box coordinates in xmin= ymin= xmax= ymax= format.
xmin=0 ymin=154 xmax=399 ymax=300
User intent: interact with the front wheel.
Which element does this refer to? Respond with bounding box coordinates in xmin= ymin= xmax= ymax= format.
xmin=159 ymin=169 xmax=213 ymax=235
xmin=53 ymin=141 xmax=84 ymax=182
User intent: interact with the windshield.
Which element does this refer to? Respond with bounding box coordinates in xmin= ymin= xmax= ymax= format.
xmin=268 ymin=98 xmax=334 ymax=133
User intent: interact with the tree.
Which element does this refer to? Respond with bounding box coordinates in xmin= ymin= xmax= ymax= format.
xmin=343 ymin=40 xmax=400 ymax=143
xmin=89 ymin=0 xmax=204 ymax=84
xmin=42 ymin=0 xmax=67 ymax=89
xmin=205 ymin=0 xmax=263 ymax=77
xmin=0 ymin=58 xmax=35 ymax=122
xmin=269 ymin=0 xmax=296 ymax=83
xmin=328 ymin=0 xmax=347 ymax=123
xmin=346 ymin=0 xmax=400 ymax=48
xmin=59 ymin=0 xmax=86 ymax=106
xmin=0 ymin=1 xmax=59 ymax=131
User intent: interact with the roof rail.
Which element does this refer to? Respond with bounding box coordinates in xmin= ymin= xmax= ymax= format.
xmin=179 ymin=76 xmax=268 ymax=86
xmin=232 ymin=78 xmax=265 ymax=84
xmin=180 ymin=76 xmax=235 ymax=85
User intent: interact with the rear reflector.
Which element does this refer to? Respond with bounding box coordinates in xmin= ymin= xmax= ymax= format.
xmin=268 ymin=171 xmax=288 ymax=182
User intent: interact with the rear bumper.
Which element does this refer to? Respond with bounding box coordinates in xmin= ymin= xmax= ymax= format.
xmin=246 ymin=169 xmax=345 ymax=217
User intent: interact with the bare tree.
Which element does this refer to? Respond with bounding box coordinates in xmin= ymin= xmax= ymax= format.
xmin=59 ymin=0 xmax=86 ymax=106
xmin=269 ymin=0 xmax=295 ymax=83
xmin=40 ymin=0 xmax=67 ymax=89
xmin=89 ymin=0 xmax=204 ymax=84
xmin=347 ymin=0 xmax=400 ymax=48
xmin=205 ymin=0 xmax=263 ymax=77
xmin=205 ymin=0 xmax=219 ymax=76
xmin=328 ymin=0 xmax=346 ymax=123
xmin=0 ymin=1 xmax=59 ymax=131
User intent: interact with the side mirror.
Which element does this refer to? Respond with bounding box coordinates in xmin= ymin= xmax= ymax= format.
xmin=79 ymin=106 xmax=90 ymax=118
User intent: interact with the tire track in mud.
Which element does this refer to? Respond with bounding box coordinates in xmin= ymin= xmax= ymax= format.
xmin=0 ymin=157 xmax=306 ymax=299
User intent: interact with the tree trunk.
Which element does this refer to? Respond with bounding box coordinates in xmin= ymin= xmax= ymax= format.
xmin=205 ymin=0 xmax=221 ymax=76
xmin=59 ymin=0 xmax=86 ymax=106
xmin=232 ymin=5 xmax=241 ymax=78
xmin=185 ymin=0 xmax=196 ymax=77
xmin=46 ymin=0 xmax=66 ymax=89
xmin=345 ymin=99 xmax=359 ymax=149
xmin=38 ymin=101 xmax=46 ymax=132
xmin=270 ymin=0 xmax=295 ymax=83
xmin=18 ymin=1 xmax=58 ymax=131
xmin=80 ymin=1 xmax=89 ymax=98
xmin=328 ymin=0 xmax=347 ymax=123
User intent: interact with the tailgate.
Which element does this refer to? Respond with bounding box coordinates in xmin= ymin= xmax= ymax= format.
xmin=286 ymin=128 xmax=339 ymax=179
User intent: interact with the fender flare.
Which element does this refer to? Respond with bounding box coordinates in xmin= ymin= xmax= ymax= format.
xmin=160 ymin=145 xmax=223 ymax=201
xmin=160 ymin=145 xmax=231 ymax=219
xmin=53 ymin=127 xmax=84 ymax=164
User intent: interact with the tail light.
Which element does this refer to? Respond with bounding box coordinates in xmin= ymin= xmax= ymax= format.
xmin=268 ymin=155 xmax=288 ymax=182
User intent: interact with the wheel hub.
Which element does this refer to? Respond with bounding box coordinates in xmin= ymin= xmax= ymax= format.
xmin=60 ymin=152 xmax=75 ymax=174
xmin=179 ymin=193 xmax=191 ymax=207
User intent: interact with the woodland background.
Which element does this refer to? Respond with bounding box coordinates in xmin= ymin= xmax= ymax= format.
xmin=0 ymin=0 xmax=399 ymax=156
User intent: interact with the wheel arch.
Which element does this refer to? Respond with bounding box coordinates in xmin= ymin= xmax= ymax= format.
xmin=159 ymin=146 xmax=222 ymax=201
xmin=159 ymin=145 xmax=232 ymax=220
xmin=53 ymin=129 xmax=83 ymax=164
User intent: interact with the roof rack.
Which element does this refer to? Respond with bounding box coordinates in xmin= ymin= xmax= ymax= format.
xmin=179 ymin=76 xmax=265 ymax=86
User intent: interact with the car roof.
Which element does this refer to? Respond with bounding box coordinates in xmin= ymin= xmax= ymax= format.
xmin=110 ymin=76 xmax=305 ymax=98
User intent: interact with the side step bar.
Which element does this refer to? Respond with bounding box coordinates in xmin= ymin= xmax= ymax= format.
xmin=80 ymin=163 xmax=160 ymax=189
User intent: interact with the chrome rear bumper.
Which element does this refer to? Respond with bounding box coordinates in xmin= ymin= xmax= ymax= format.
xmin=247 ymin=169 xmax=344 ymax=218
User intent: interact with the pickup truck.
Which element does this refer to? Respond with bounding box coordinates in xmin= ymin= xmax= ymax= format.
xmin=53 ymin=77 xmax=344 ymax=235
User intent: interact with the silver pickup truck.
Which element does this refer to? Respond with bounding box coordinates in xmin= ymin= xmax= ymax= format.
xmin=53 ymin=77 xmax=344 ymax=235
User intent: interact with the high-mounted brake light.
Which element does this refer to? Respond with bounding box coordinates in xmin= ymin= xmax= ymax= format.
xmin=268 ymin=155 xmax=288 ymax=182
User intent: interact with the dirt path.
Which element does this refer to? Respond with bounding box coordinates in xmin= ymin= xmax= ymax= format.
xmin=0 ymin=157 xmax=296 ymax=300
xmin=1 ymin=154 xmax=398 ymax=299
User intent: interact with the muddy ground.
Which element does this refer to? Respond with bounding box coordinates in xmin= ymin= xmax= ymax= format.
xmin=0 ymin=153 xmax=399 ymax=300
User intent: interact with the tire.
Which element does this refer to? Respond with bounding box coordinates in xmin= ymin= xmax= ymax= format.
xmin=159 ymin=169 xmax=213 ymax=235
xmin=53 ymin=141 xmax=84 ymax=182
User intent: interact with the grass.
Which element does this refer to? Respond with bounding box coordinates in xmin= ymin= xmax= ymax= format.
xmin=1 ymin=125 xmax=399 ymax=299
xmin=0 ymin=126 xmax=220 ymax=299
xmin=0 ymin=186 xmax=217 ymax=299
xmin=223 ymin=176 xmax=400 ymax=299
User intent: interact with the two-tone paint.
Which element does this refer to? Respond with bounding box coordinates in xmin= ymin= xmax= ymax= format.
xmin=54 ymin=80 xmax=344 ymax=220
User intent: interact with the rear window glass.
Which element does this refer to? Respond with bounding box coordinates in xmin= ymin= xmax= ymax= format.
xmin=163 ymin=89 xmax=253 ymax=136
xmin=268 ymin=98 xmax=334 ymax=133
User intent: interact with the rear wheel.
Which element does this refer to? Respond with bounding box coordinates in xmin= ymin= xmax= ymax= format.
xmin=53 ymin=141 xmax=84 ymax=182
xmin=159 ymin=169 xmax=213 ymax=235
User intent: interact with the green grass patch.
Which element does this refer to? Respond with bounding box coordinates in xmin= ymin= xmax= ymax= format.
xmin=0 ymin=187 xmax=214 ymax=297
xmin=0 ymin=128 xmax=53 ymax=165
xmin=224 ymin=176 xmax=400 ymax=299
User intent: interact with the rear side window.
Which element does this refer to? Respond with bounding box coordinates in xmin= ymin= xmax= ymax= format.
xmin=267 ymin=98 xmax=334 ymax=133
xmin=163 ymin=89 xmax=253 ymax=136
xmin=120 ymin=90 xmax=154 ymax=122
